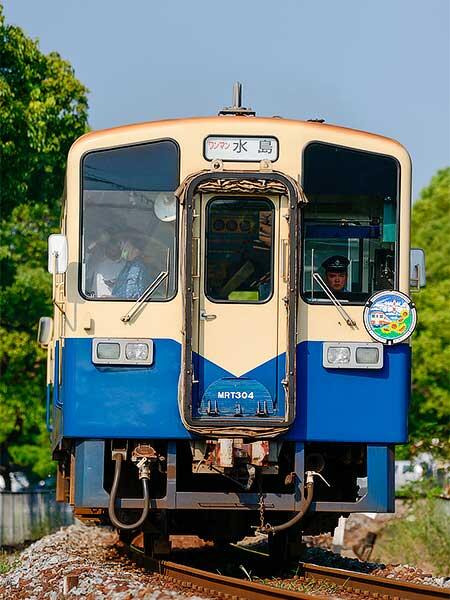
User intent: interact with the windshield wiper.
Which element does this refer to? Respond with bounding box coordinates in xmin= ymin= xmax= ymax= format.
xmin=312 ymin=272 xmax=357 ymax=328
xmin=121 ymin=270 xmax=169 ymax=323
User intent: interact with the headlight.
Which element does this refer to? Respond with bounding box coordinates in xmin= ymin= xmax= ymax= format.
xmin=92 ymin=339 xmax=153 ymax=365
xmin=97 ymin=342 xmax=120 ymax=360
xmin=125 ymin=343 xmax=149 ymax=361
xmin=356 ymin=347 xmax=379 ymax=365
xmin=323 ymin=342 xmax=383 ymax=369
xmin=327 ymin=346 xmax=350 ymax=364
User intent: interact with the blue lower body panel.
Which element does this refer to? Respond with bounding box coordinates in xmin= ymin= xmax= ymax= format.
xmin=287 ymin=342 xmax=410 ymax=443
xmin=59 ymin=338 xmax=409 ymax=443
xmin=61 ymin=338 xmax=191 ymax=438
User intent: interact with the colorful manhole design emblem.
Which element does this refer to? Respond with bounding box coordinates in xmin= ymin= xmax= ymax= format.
xmin=363 ymin=290 xmax=417 ymax=344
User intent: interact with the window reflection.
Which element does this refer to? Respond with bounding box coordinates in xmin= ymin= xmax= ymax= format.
xmin=82 ymin=191 xmax=177 ymax=300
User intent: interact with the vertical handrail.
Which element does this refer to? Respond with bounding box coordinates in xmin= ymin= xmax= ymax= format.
xmin=54 ymin=340 xmax=62 ymax=408
xmin=285 ymin=182 xmax=300 ymax=423
xmin=181 ymin=185 xmax=195 ymax=424
xmin=46 ymin=384 xmax=53 ymax=432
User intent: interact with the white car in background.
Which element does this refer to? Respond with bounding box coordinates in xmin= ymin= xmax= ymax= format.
xmin=395 ymin=460 xmax=425 ymax=490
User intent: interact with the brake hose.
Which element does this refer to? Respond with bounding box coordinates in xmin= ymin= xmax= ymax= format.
xmin=108 ymin=453 xmax=150 ymax=530
xmin=259 ymin=472 xmax=316 ymax=535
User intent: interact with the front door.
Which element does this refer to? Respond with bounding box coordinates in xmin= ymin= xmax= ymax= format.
xmin=191 ymin=193 xmax=288 ymax=423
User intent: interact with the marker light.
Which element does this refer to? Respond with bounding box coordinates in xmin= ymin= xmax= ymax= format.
xmin=356 ymin=347 xmax=379 ymax=365
xmin=97 ymin=342 xmax=120 ymax=360
xmin=327 ymin=347 xmax=351 ymax=365
xmin=125 ymin=343 xmax=149 ymax=361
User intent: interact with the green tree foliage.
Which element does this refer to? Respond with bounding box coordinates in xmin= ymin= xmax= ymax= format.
xmin=410 ymin=167 xmax=450 ymax=458
xmin=0 ymin=6 xmax=89 ymax=483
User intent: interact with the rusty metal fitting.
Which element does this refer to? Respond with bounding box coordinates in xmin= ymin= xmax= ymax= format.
xmin=136 ymin=458 xmax=152 ymax=480
xmin=131 ymin=444 xmax=157 ymax=462
xmin=131 ymin=445 xmax=158 ymax=480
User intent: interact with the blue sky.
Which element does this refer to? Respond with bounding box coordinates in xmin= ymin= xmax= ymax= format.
xmin=3 ymin=0 xmax=449 ymax=199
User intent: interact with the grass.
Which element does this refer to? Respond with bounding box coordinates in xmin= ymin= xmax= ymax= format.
xmin=373 ymin=497 xmax=450 ymax=576
xmin=257 ymin=574 xmax=340 ymax=595
xmin=0 ymin=550 xmax=18 ymax=575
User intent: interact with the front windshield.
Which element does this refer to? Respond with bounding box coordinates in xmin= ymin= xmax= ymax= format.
xmin=80 ymin=141 xmax=179 ymax=300
xmin=302 ymin=143 xmax=399 ymax=304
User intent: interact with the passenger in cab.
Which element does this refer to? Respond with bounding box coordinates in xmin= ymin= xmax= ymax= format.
xmin=93 ymin=238 xmax=125 ymax=297
xmin=322 ymin=255 xmax=349 ymax=294
xmin=84 ymin=230 xmax=113 ymax=295
xmin=112 ymin=237 xmax=149 ymax=299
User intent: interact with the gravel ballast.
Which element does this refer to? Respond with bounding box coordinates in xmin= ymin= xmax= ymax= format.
xmin=0 ymin=524 xmax=212 ymax=600
xmin=0 ymin=523 xmax=448 ymax=599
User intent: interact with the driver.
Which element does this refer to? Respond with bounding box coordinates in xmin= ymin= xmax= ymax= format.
xmin=321 ymin=255 xmax=349 ymax=293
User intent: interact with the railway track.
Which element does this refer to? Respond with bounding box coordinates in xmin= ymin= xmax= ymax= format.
xmin=123 ymin=543 xmax=450 ymax=600
xmin=296 ymin=562 xmax=449 ymax=600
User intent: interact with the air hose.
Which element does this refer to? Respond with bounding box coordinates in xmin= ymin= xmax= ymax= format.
xmin=108 ymin=453 xmax=151 ymax=530
xmin=259 ymin=471 xmax=319 ymax=535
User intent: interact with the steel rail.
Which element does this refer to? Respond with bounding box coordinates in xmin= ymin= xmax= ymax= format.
xmin=297 ymin=561 xmax=450 ymax=600
xmin=125 ymin=544 xmax=326 ymax=600
xmin=123 ymin=543 xmax=450 ymax=600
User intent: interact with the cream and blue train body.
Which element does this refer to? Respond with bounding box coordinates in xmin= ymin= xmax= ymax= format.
xmin=45 ymin=105 xmax=416 ymax=547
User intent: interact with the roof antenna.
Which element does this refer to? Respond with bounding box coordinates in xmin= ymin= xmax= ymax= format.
xmin=219 ymin=82 xmax=256 ymax=116
xmin=233 ymin=81 xmax=243 ymax=108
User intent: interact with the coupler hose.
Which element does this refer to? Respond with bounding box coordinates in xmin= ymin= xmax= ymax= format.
xmin=259 ymin=470 xmax=321 ymax=535
xmin=108 ymin=453 xmax=150 ymax=530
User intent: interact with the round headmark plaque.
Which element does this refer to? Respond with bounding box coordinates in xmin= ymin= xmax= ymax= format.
xmin=363 ymin=290 xmax=417 ymax=344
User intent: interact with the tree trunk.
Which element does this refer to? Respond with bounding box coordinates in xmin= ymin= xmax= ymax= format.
xmin=0 ymin=443 xmax=12 ymax=491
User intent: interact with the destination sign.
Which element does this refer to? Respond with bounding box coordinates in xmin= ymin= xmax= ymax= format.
xmin=204 ymin=136 xmax=279 ymax=162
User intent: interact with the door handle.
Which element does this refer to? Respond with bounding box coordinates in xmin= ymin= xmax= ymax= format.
xmin=200 ymin=309 xmax=217 ymax=321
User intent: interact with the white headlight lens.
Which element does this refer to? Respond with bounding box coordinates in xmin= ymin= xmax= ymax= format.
xmin=327 ymin=347 xmax=350 ymax=364
xmin=97 ymin=342 xmax=120 ymax=360
xmin=356 ymin=347 xmax=380 ymax=364
xmin=125 ymin=343 xmax=149 ymax=361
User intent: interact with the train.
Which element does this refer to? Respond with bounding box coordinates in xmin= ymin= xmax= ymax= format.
xmin=38 ymin=84 xmax=425 ymax=559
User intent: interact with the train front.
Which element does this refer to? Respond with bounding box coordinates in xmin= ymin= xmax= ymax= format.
xmin=44 ymin=108 xmax=416 ymax=557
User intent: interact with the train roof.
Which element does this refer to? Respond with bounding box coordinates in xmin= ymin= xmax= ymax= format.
xmin=71 ymin=115 xmax=408 ymax=156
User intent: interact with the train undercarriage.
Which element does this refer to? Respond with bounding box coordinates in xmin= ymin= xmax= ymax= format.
xmin=54 ymin=438 xmax=393 ymax=560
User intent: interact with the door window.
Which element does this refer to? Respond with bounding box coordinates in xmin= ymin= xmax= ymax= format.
xmin=205 ymin=197 xmax=274 ymax=303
